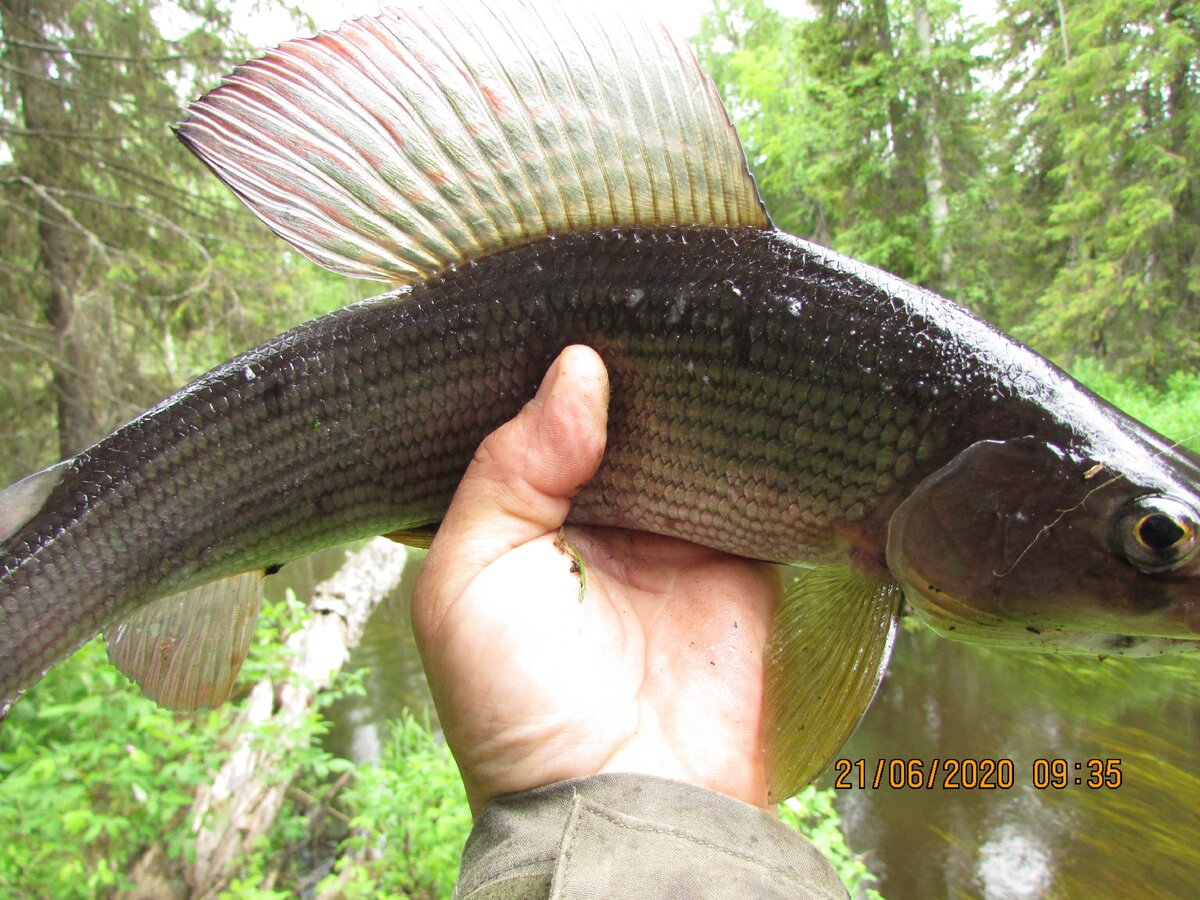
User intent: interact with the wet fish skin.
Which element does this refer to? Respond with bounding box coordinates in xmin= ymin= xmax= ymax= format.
xmin=4 ymin=6 xmax=1200 ymax=795
xmin=4 ymin=224 xmax=1197 ymax=717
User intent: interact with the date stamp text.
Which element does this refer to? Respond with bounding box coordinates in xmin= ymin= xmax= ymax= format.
xmin=832 ymin=758 xmax=1123 ymax=790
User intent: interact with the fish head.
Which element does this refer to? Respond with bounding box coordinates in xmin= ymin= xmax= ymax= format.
xmin=886 ymin=436 xmax=1200 ymax=656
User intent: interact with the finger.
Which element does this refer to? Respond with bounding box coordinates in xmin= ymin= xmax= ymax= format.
xmin=412 ymin=345 xmax=609 ymax=636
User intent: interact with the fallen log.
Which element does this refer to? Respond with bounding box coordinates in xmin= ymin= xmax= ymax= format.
xmin=121 ymin=538 xmax=413 ymax=899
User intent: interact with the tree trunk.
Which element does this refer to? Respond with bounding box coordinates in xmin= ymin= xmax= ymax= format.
xmin=866 ymin=0 xmax=913 ymax=183
xmin=119 ymin=538 xmax=414 ymax=899
xmin=4 ymin=1 xmax=96 ymax=457
xmin=35 ymin=199 xmax=94 ymax=458
xmin=913 ymin=0 xmax=954 ymax=291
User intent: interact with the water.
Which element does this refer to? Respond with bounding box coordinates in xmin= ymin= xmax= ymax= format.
xmin=316 ymin=556 xmax=1200 ymax=898
xmin=317 ymin=550 xmax=436 ymax=763
xmin=269 ymin=544 xmax=436 ymax=763
xmin=830 ymin=626 xmax=1200 ymax=898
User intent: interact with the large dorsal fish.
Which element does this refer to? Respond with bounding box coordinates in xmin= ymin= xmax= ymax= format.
xmin=2 ymin=0 xmax=1197 ymax=800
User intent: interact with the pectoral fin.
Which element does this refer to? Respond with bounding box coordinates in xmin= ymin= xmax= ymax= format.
xmin=382 ymin=524 xmax=440 ymax=550
xmin=0 ymin=460 xmax=69 ymax=542
xmin=764 ymin=564 xmax=902 ymax=801
xmin=106 ymin=571 xmax=264 ymax=711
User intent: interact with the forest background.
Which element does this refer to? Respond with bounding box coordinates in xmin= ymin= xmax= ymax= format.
xmin=0 ymin=0 xmax=1197 ymax=896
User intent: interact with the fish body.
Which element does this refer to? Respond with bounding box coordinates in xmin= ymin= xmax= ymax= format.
xmin=0 ymin=229 xmax=1002 ymax=612
xmin=2 ymin=0 xmax=1198 ymax=796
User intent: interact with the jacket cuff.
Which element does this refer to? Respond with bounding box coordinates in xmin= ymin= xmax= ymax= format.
xmin=455 ymin=773 xmax=848 ymax=898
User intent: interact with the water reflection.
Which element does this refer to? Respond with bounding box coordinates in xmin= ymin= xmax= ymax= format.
xmin=831 ymin=626 xmax=1200 ymax=898
xmin=267 ymin=545 xmax=437 ymax=763
xmin=304 ymin=550 xmax=1199 ymax=898
xmin=317 ymin=551 xmax=435 ymax=763
xmin=976 ymin=821 xmax=1054 ymax=899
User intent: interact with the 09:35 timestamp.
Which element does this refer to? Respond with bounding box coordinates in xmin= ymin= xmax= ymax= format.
xmin=832 ymin=757 xmax=1122 ymax=790
xmin=1031 ymin=757 xmax=1122 ymax=789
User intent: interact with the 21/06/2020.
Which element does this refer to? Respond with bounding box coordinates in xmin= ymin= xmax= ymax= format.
xmin=833 ymin=757 xmax=1123 ymax=790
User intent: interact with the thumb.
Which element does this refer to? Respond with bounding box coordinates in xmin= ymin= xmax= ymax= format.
xmin=413 ymin=345 xmax=609 ymax=632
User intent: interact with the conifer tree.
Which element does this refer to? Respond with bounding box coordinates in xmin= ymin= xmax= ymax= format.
xmin=0 ymin=0 xmax=321 ymax=478
xmin=988 ymin=0 xmax=1200 ymax=379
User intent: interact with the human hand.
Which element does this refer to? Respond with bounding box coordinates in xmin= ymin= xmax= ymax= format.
xmin=411 ymin=346 xmax=782 ymax=815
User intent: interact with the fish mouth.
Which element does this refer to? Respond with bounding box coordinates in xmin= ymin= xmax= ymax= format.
xmin=900 ymin=581 xmax=1200 ymax=658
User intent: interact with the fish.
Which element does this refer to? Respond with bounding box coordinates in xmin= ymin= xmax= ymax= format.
xmin=1 ymin=0 xmax=1198 ymax=800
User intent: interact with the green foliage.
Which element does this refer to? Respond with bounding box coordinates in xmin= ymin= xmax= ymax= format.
xmin=0 ymin=590 xmax=348 ymax=897
xmin=696 ymin=0 xmax=1200 ymax=382
xmin=0 ymin=0 xmax=373 ymax=483
xmin=0 ymin=634 xmax=876 ymax=899
xmin=0 ymin=636 xmax=230 ymax=896
xmin=986 ymin=0 xmax=1200 ymax=379
xmin=7 ymin=1 xmax=1197 ymax=895
xmin=780 ymin=787 xmax=883 ymax=899
xmin=318 ymin=713 xmax=877 ymax=900
xmin=696 ymin=0 xmax=987 ymax=295
xmin=0 ymin=518 xmax=878 ymax=898
xmin=320 ymin=712 xmax=472 ymax=899
xmin=1070 ymin=357 xmax=1200 ymax=453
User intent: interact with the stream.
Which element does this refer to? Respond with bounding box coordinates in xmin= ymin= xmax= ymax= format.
xmin=288 ymin=548 xmax=1200 ymax=898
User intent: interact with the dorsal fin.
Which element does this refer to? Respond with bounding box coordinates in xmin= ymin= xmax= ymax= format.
xmin=176 ymin=0 xmax=769 ymax=284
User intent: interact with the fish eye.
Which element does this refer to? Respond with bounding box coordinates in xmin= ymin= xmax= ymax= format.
xmin=1113 ymin=495 xmax=1200 ymax=573
xmin=1137 ymin=513 xmax=1185 ymax=551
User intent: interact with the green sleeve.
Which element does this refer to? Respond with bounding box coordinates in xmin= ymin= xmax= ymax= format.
xmin=455 ymin=773 xmax=849 ymax=899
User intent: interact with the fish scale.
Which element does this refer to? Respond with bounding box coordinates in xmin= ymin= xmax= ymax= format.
xmin=4 ymin=4 xmax=1199 ymax=799
xmin=2 ymin=226 xmax=956 ymax=700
